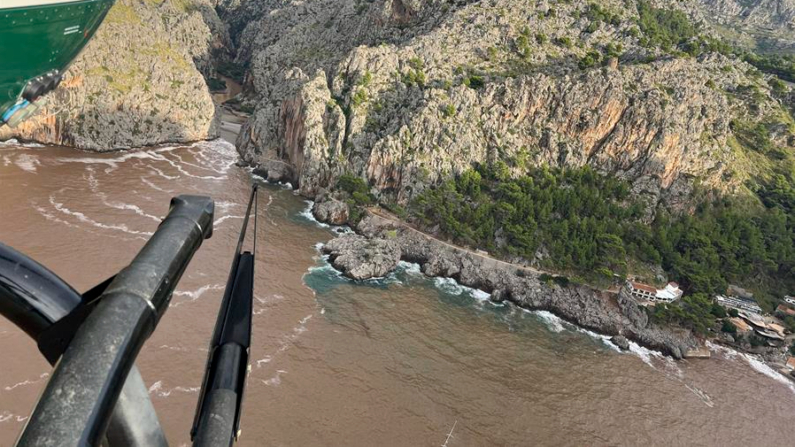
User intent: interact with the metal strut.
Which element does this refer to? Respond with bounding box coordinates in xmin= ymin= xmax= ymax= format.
xmin=15 ymin=194 xmax=215 ymax=447
xmin=192 ymin=184 xmax=258 ymax=447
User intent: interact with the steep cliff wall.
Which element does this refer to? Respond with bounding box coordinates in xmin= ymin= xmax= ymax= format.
xmin=231 ymin=0 xmax=793 ymax=210
xmin=0 ymin=0 xmax=229 ymax=150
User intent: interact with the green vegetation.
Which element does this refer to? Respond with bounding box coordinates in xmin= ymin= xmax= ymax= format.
xmin=411 ymin=164 xmax=643 ymax=281
xmin=337 ymin=174 xmax=375 ymax=223
xmin=217 ymin=61 xmax=246 ymax=84
xmin=649 ymin=294 xmax=716 ymax=336
xmin=515 ymin=32 xmax=532 ymax=60
xmin=578 ymin=50 xmax=602 ymax=70
xmin=579 ymin=44 xmax=623 ymax=70
xmin=409 ymin=163 xmax=795 ymax=309
xmin=636 ymin=1 xmax=697 ymax=52
xmin=585 ymin=3 xmax=621 ymax=32
xmin=402 ymin=58 xmax=426 ymax=87
xmin=463 ymin=74 xmax=485 ymax=89
xmin=351 ymin=88 xmax=368 ymax=108
xmin=207 ymin=77 xmax=227 ymax=92
xmin=441 ymin=104 xmax=456 ymax=118
xmin=743 ymin=53 xmax=795 ymax=83
xmin=730 ymin=120 xmax=786 ymax=160
xmin=721 ymin=319 xmax=737 ymax=333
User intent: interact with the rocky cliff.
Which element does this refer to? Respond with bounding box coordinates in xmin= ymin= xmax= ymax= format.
xmin=228 ymin=0 xmax=793 ymax=212
xmin=0 ymin=0 xmax=229 ymax=150
xmin=323 ymin=212 xmax=700 ymax=358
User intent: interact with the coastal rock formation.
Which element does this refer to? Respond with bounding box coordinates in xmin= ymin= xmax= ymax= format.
xmin=230 ymin=0 xmax=791 ymax=212
xmin=313 ymin=199 xmax=350 ymax=225
xmin=322 ymin=233 xmax=401 ymax=280
xmin=611 ymin=335 xmax=631 ymax=350
xmin=0 ymin=0 xmax=225 ymax=150
xmin=325 ymin=212 xmax=700 ymax=357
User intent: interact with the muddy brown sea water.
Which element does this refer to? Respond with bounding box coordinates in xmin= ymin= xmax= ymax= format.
xmin=0 ymin=135 xmax=794 ymax=446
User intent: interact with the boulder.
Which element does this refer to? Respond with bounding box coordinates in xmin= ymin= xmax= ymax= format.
xmin=313 ymin=199 xmax=349 ymax=225
xmin=611 ymin=335 xmax=630 ymax=351
xmin=322 ymin=234 xmax=400 ymax=280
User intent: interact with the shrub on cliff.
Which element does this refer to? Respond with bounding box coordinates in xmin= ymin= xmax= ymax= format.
xmin=410 ymin=163 xmax=795 ymax=307
xmin=721 ymin=320 xmax=737 ymax=334
xmin=636 ymin=1 xmax=697 ymax=52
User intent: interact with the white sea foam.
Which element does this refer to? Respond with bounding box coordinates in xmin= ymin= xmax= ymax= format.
xmin=255 ymin=294 xmax=284 ymax=304
xmin=215 ymin=200 xmax=241 ymax=213
xmin=434 ymin=277 xmax=466 ymax=295
xmin=56 ymin=150 xmax=159 ymax=171
xmin=141 ymin=176 xmax=173 ymax=193
xmin=50 ymin=195 xmax=153 ymax=237
xmin=3 ymin=372 xmax=49 ymax=391
xmin=0 ymin=138 xmax=43 ymax=148
xmin=14 ymin=154 xmax=40 ymax=173
xmin=706 ymin=341 xmax=795 ymax=394
xmin=534 ymin=310 xmax=566 ymax=333
xmin=398 ymin=261 xmax=422 ymax=275
xmin=213 ymin=215 xmax=245 ymax=227
xmin=299 ymin=200 xmax=328 ymax=227
xmin=262 ymin=370 xmax=287 ymax=386
xmin=0 ymin=138 xmax=21 ymax=147
xmin=148 ymin=166 xmax=180 ymax=180
xmin=170 ymin=284 xmax=224 ymax=307
xmin=147 ymin=381 xmax=200 ymax=397
xmin=150 ymin=152 xmax=225 ymax=180
xmin=684 ymin=383 xmax=715 ymax=408
xmin=0 ymin=411 xmax=28 ymax=424
xmin=432 ymin=276 xmax=493 ymax=303
xmin=255 ymin=356 xmax=272 ymax=368
xmin=101 ymin=195 xmax=161 ymax=222
xmin=34 ymin=205 xmax=80 ymax=228
xmin=740 ymin=353 xmax=795 ymax=394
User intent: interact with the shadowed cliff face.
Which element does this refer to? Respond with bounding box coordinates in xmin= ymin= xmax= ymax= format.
xmin=231 ymin=0 xmax=793 ymax=213
xmin=0 ymin=0 xmax=230 ymax=151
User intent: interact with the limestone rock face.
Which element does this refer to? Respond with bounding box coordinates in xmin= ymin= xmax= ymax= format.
xmin=231 ymin=0 xmax=791 ymax=211
xmin=313 ymin=198 xmax=350 ymax=225
xmin=0 ymin=0 xmax=226 ymax=150
xmin=322 ymin=233 xmax=401 ymax=280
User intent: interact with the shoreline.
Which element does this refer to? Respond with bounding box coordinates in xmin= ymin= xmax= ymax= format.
xmin=315 ymin=205 xmax=703 ymax=359
xmin=309 ymin=202 xmax=795 ymax=382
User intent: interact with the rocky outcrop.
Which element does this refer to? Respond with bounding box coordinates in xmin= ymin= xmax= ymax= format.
xmin=322 ymin=233 xmax=401 ymax=279
xmin=0 ymin=0 xmax=227 ymax=150
xmin=313 ymin=198 xmax=350 ymax=225
xmin=232 ymin=0 xmax=791 ymax=211
xmin=611 ymin=335 xmax=630 ymax=350
xmin=324 ymin=212 xmax=700 ymax=357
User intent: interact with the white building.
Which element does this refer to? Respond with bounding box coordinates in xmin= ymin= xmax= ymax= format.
xmin=784 ymin=295 xmax=795 ymax=306
xmin=626 ymin=281 xmax=683 ymax=303
xmin=715 ymin=295 xmax=763 ymax=315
